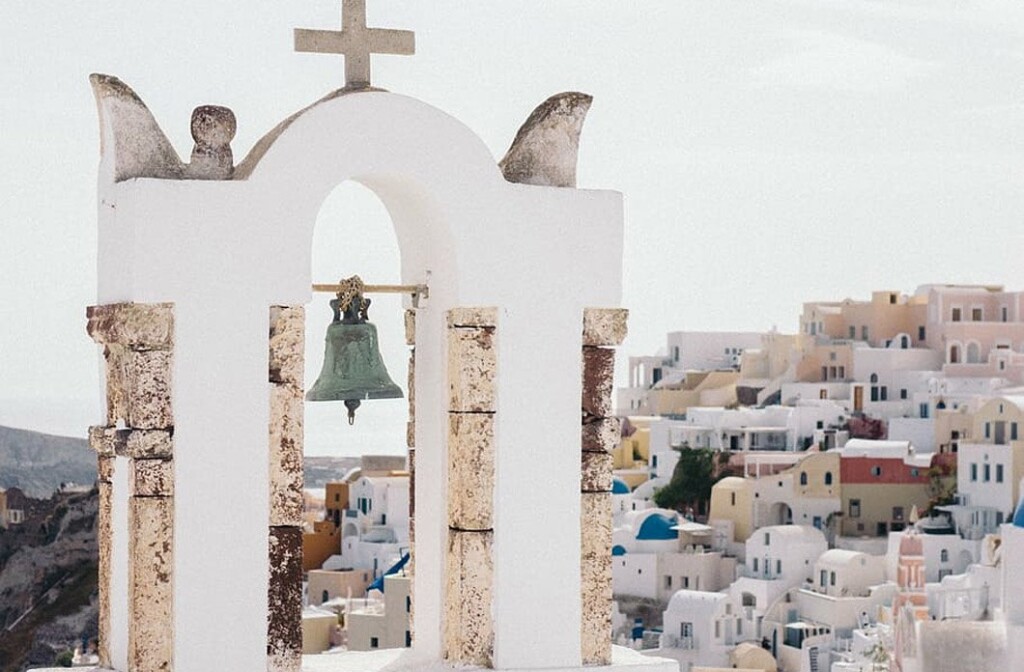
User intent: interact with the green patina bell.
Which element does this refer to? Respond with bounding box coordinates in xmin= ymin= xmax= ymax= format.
xmin=307 ymin=291 xmax=403 ymax=425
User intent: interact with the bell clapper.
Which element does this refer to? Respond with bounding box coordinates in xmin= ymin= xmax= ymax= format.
xmin=345 ymin=399 xmax=361 ymax=425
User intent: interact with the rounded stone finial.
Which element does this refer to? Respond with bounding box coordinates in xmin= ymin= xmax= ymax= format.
xmin=188 ymin=105 xmax=236 ymax=180
xmin=191 ymin=105 xmax=236 ymax=148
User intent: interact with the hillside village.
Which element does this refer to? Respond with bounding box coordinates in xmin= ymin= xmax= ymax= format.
xmin=293 ymin=283 xmax=1024 ymax=672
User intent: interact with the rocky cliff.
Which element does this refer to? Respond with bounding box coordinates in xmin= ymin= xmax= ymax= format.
xmin=0 ymin=488 xmax=98 ymax=672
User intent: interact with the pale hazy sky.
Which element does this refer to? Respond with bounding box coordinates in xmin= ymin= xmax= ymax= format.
xmin=1 ymin=1 xmax=1023 ymax=451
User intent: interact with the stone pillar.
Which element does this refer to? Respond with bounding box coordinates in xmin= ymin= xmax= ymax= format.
xmin=87 ymin=303 xmax=175 ymax=672
xmin=267 ymin=306 xmax=305 ymax=672
xmin=444 ymin=308 xmax=497 ymax=667
xmin=580 ymin=308 xmax=628 ymax=666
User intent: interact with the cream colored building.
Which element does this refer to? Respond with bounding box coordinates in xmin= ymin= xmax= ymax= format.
xmin=957 ymin=396 xmax=1024 ymax=519
xmin=347 ymin=574 xmax=412 ymax=651
xmin=301 ymin=606 xmax=338 ymax=654
xmin=308 ymin=568 xmax=374 ymax=606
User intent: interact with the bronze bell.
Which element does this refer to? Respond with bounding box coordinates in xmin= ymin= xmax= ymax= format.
xmin=307 ymin=287 xmax=403 ymax=424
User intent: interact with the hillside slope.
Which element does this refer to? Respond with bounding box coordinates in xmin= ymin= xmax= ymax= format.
xmin=0 ymin=427 xmax=94 ymax=498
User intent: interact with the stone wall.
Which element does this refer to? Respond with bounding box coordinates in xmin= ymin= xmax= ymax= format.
xmin=87 ymin=302 xmax=175 ymax=672
xmin=580 ymin=308 xmax=628 ymax=666
xmin=267 ymin=306 xmax=305 ymax=672
xmin=444 ymin=308 xmax=497 ymax=666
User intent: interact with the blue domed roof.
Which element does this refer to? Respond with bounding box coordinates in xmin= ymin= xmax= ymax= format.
xmin=1013 ymin=497 xmax=1024 ymax=528
xmin=636 ymin=513 xmax=679 ymax=541
xmin=612 ymin=478 xmax=631 ymax=495
xmin=612 ymin=545 xmax=627 ymax=556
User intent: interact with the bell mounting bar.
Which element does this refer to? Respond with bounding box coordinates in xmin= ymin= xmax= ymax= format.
xmin=312 ymin=280 xmax=429 ymax=307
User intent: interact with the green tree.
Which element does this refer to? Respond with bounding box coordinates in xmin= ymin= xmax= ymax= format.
xmin=653 ymin=446 xmax=727 ymax=516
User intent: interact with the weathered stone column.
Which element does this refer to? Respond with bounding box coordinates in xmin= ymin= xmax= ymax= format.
xmin=444 ymin=308 xmax=497 ymax=667
xmin=267 ymin=306 xmax=305 ymax=672
xmin=580 ymin=308 xmax=627 ymax=666
xmin=87 ymin=302 xmax=175 ymax=672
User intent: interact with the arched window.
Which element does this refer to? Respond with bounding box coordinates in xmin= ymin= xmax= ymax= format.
xmin=800 ymin=472 xmax=808 ymax=486
xmin=966 ymin=342 xmax=981 ymax=364
xmin=322 ymin=590 xmax=329 ymax=604
xmin=742 ymin=593 xmax=756 ymax=607
xmin=824 ymin=471 xmax=833 ymax=486
xmin=949 ymin=344 xmax=961 ymax=364
xmin=870 ymin=373 xmax=878 ymax=384
xmin=940 ymin=549 xmax=949 ymax=563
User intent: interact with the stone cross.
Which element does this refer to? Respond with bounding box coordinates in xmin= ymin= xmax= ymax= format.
xmin=295 ymin=0 xmax=415 ymax=89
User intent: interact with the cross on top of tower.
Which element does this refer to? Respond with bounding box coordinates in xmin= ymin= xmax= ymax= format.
xmin=295 ymin=0 xmax=415 ymax=90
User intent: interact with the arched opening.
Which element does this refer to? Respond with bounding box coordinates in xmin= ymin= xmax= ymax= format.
xmin=966 ymin=342 xmax=981 ymax=364
xmin=741 ymin=592 xmax=756 ymax=608
xmin=949 ymin=344 xmax=961 ymax=364
xmin=824 ymin=471 xmax=833 ymax=486
xmin=770 ymin=502 xmax=792 ymax=525
xmin=302 ymin=181 xmax=412 ymax=657
xmin=799 ymin=472 xmax=808 ymax=486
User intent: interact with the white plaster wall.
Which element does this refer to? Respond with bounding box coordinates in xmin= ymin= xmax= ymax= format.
xmin=666 ymin=332 xmax=763 ymax=371
xmin=613 ymin=554 xmax=659 ymax=600
xmin=888 ymin=418 xmax=935 ymax=452
xmin=958 ymin=444 xmax=1016 ymax=513
xmin=96 ymin=92 xmax=622 ymax=670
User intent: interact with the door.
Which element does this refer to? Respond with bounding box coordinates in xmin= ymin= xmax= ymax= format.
xmin=854 ymin=386 xmax=863 ymax=412
xmin=994 ymin=421 xmax=1006 ymax=445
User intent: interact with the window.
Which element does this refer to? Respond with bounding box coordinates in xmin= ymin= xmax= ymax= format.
xmin=940 ymin=549 xmax=949 ymax=563
xmin=1013 ymin=423 xmax=1019 ymax=441
xmin=901 ymin=389 xmax=908 ymax=400
xmin=971 ymin=463 xmax=978 ymax=482
xmin=800 ymin=472 xmax=808 ymax=486
xmin=683 ymin=576 xmax=690 ymax=588
xmin=1002 ymin=306 xmax=1009 ymax=323
xmin=997 ymin=464 xmax=1004 ymax=483
xmin=850 ymin=499 xmax=861 ymax=517
xmin=664 ymin=575 xmax=673 ymax=589
xmin=984 ymin=464 xmax=991 ymax=482
xmin=752 ymin=559 xmax=758 ymax=573
xmin=681 ymin=622 xmax=693 ymax=639
xmin=370 ymin=637 xmax=379 ymax=649
xmin=972 ymin=307 xmax=983 ymax=322
xmin=985 ymin=423 xmax=991 ymax=439
xmin=830 ymin=571 xmax=836 ymax=586
xmin=952 ymin=307 xmax=962 ymax=322
xmin=673 ymin=346 xmax=680 ymax=362
xmin=862 ymin=325 xmax=869 ymax=340
xmin=890 ymin=293 xmax=897 ymax=304
xmin=910 ymin=468 xmax=920 ymax=478
xmin=920 ymin=404 xmax=929 ymax=419
xmin=406 ymin=596 xmax=411 ymax=613
xmin=731 ymin=492 xmax=736 ymax=506
xmin=919 ymin=326 xmax=926 ymax=341
xmin=839 ymin=366 xmax=846 ymax=379
xmin=765 ymin=532 xmax=771 ymax=545
xmin=322 ymin=590 xmax=329 ymax=604
xmin=871 ymin=465 xmax=882 ymax=477
xmin=849 ymin=326 xmax=856 ymax=339
xmin=715 ymin=621 xmax=721 ymax=639
xmin=406 ymin=631 xmax=412 ymax=647
xmin=880 ymin=387 xmax=888 ymax=401
xmin=824 ymin=472 xmax=833 ymax=486
xmin=893 ymin=506 xmax=904 ymax=522
xmin=830 ymin=352 xmax=837 ymax=361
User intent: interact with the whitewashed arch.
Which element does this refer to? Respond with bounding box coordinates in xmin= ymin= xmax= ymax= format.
xmin=94 ymin=87 xmax=628 ymax=671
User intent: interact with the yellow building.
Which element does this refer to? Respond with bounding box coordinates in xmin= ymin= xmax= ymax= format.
xmin=709 ymin=477 xmax=755 ymax=542
xmin=613 ymin=417 xmax=652 ymax=488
